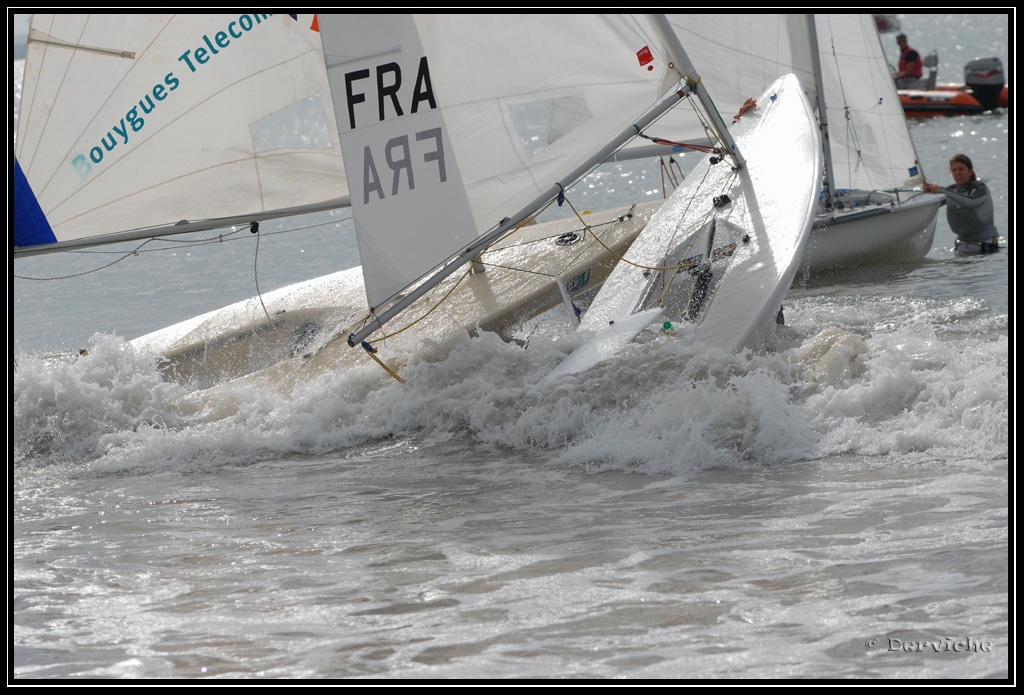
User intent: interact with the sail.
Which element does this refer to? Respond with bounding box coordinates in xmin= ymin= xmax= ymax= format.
xmin=317 ymin=13 xmax=687 ymax=311
xmin=14 ymin=14 xmax=348 ymax=253
xmin=612 ymin=15 xmax=815 ymax=151
xmin=811 ymin=14 xmax=925 ymax=190
xmin=634 ymin=15 xmax=924 ymax=192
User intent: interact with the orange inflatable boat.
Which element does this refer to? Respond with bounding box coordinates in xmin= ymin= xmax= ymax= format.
xmin=899 ymin=56 xmax=1007 ymax=117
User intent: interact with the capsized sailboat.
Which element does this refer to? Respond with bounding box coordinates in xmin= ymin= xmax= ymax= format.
xmin=204 ymin=12 xmax=714 ymax=392
xmin=547 ymin=66 xmax=823 ymax=380
xmin=317 ymin=14 xmax=691 ymax=352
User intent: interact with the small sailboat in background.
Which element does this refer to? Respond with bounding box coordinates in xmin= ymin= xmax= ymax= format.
xmin=799 ymin=14 xmax=945 ymax=271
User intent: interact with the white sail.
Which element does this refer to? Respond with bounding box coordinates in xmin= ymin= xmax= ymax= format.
xmin=14 ymin=14 xmax=348 ymax=253
xmin=318 ymin=13 xmax=690 ymax=313
xmin=613 ymin=14 xmax=940 ymax=270
xmin=640 ymin=14 xmax=925 ymax=192
xmin=810 ymin=14 xmax=924 ymax=190
xmin=602 ymin=15 xmax=812 ymax=154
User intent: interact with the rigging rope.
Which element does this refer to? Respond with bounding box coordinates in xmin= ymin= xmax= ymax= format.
xmin=13 ymin=215 xmax=351 ymax=280
xmin=350 ymin=207 xmax=643 ymax=381
xmin=250 ymin=222 xmax=273 ymax=324
xmin=659 ymin=156 xmax=685 ymax=193
xmin=13 ymin=239 xmax=156 ymax=280
xmin=374 ymin=267 xmax=472 ymax=344
xmin=635 ymin=131 xmax=722 ymax=155
xmin=360 ymin=341 xmax=405 ymax=383
xmin=349 ymin=267 xmax=474 ymax=383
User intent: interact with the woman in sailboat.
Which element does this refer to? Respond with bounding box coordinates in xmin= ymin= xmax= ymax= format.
xmin=924 ymin=154 xmax=999 ymax=254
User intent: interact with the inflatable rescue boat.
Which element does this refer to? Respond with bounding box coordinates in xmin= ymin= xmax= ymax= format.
xmin=899 ymin=55 xmax=1008 ymax=117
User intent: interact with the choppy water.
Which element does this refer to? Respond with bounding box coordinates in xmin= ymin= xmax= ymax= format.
xmin=12 ymin=13 xmax=1010 ymax=680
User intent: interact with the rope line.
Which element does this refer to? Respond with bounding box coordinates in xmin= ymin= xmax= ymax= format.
xmin=13 ymin=239 xmax=156 ymax=280
xmin=251 ymin=222 xmax=272 ymax=323
xmin=361 ymin=342 xmax=406 ymax=383
xmin=636 ymin=131 xmax=722 ymax=155
xmin=375 ymin=267 xmax=473 ymax=344
xmin=660 ymin=156 xmax=686 ymax=193
xmin=14 ymin=215 xmax=352 ymax=281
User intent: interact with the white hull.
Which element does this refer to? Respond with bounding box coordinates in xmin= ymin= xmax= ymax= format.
xmin=802 ymin=193 xmax=944 ymax=272
xmin=132 ymin=201 xmax=662 ymax=391
xmin=556 ymin=73 xmax=821 ymax=381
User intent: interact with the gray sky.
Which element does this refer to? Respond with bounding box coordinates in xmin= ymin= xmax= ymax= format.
xmin=13 ymin=13 xmax=29 ymax=39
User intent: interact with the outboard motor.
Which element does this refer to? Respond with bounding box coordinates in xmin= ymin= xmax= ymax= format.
xmin=964 ymin=56 xmax=1005 ymax=111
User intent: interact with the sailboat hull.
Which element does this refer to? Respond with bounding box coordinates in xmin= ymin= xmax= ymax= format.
xmin=132 ymin=201 xmax=663 ymax=392
xmin=556 ymin=73 xmax=822 ymax=379
xmin=131 ymin=267 xmax=370 ymax=389
xmin=803 ymin=194 xmax=944 ymax=272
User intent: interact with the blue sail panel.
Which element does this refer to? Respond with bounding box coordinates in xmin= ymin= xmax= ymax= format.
xmin=13 ymin=159 xmax=57 ymax=248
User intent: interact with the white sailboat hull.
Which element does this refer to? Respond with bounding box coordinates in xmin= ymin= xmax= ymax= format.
xmin=552 ymin=73 xmax=822 ymax=379
xmin=132 ymin=201 xmax=663 ymax=391
xmin=131 ymin=267 xmax=370 ymax=389
xmin=803 ymin=193 xmax=944 ymax=272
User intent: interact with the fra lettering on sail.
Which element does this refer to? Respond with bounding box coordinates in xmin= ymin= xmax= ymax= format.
xmin=342 ymin=59 xmax=447 ymax=204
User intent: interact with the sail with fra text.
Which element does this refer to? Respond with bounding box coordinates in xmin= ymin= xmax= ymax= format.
xmin=316 ymin=14 xmax=704 ymax=337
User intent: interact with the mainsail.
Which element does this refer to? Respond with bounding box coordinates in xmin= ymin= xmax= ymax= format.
xmin=317 ymin=14 xmax=716 ymax=344
xmin=632 ymin=14 xmax=926 ymax=193
xmin=609 ymin=14 xmax=941 ymax=271
xmin=14 ymin=13 xmax=349 ymax=256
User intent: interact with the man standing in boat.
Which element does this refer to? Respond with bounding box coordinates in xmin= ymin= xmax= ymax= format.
xmin=924 ymin=154 xmax=999 ymax=254
xmin=893 ymin=33 xmax=924 ymax=89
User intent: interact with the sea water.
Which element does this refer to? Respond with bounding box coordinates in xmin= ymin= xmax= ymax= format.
xmin=12 ymin=14 xmax=1010 ymax=680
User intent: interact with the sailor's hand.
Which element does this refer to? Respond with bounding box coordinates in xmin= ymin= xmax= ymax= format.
xmin=923 ymin=183 xmax=939 ymax=193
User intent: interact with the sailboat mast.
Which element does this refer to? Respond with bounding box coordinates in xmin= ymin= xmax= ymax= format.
xmin=806 ymin=14 xmax=836 ymax=211
xmin=346 ymin=87 xmax=688 ymax=349
xmin=646 ymin=14 xmax=745 ymax=170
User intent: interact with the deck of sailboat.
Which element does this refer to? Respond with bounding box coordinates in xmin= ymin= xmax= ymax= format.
xmin=134 ymin=201 xmax=663 ymax=392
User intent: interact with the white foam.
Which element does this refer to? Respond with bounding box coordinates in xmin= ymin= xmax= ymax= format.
xmin=14 ymin=290 xmax=1008 ymax=476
